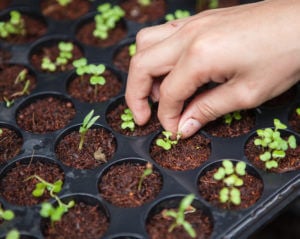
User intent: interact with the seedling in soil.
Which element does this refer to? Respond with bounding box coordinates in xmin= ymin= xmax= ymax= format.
xmin=128 ymin=43 xmax=136 ymax=57
xmin=254 ymin=118 xmax=297 ymax=169
xmin=162 ymin=194 xmax=197 ymax=238
xmin=78 ymin=109 xmax=100 ymax=150
xmin=213 ymin=160 xmax=246 ymax=205
xmin=165 ymin=10 xmax=190 ymax=21
xmin=0 ymin=10 xmax=26 ymax=39
xmin=3 ymin=96 xmax=14 ymax=108
xmin=138 ymin=0 xmax=151 ymax=6
xmin=57 ymin=0 xmax=72 ymax=6
xmin=0 ymin=205 xmax=19 ymax=239
xmin=223 ymin=111 xmax=242 ymax=125
xmin=121 ymin=108 xmax=135 ymax=131
xmin=93 ymin=3 xmax=125 ymax=40
xmin=156 ymin=131 xmax=181 ymax=150
xmin=296 ymin=107 xmax=300 ymax=116
xmin=137 ymin=162 xmax=153 ymax=191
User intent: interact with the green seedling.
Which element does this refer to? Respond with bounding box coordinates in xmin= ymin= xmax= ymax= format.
xmin=11 ymin=68 xmax=31 ymax=98
xmin=213 ymin=160 xmax=246 ymax=205
xmin=93 ymin=3 xmax=125 ymax=40
xmin=138 ymin=0 xmax=151 ymax=6
xmin=3 ymin=96 xmax=14 ymax=108
xmin=121 ymin=108 xmax=135 ymax=131
xmin=128 ymin=43 xmax=136 ymax=57
xmin=296 ymin=107 xmax=300 ymax=116
xmin=137 ymin=162 xmax=153 ymax=191
xmin=0 ymin=10 xmax=26 ymax=39
xmin=223 ymin=111 xmax=242 ymax=125
xmin=162 ymin=194 xmax=197 ymax=238
xmin=57 ymin=0 xmax=72 ymax=6
xmin=0 ymin=205 xmax=19 ymax=239
xmin=5 ymin=229 xmax=20 ymax=239
xmin=14 ymin=68 xmax=28 ymax=84
xmin=156 ymin=131 xmax=181 ymax=150
xmin=165 ymin=10 xmax=190 ymax=21
xmin=78 ymin=109 xmax=100 ymax=150
xmin=72 ymin=57 xmax=88 ymax=78
xmin=254 ymin=118 xmax=297 ymax=169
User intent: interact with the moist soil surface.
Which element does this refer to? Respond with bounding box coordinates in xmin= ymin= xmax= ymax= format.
xmin=99 ymin=162 xmax=162 ymax=207
xmin=55 ymin=127 xmax=116 ymax=170
xmin=16 ymin=96 xmax=76 ymax=133
xmin=42 ymin=201 xmax=109 ymax=239
xmin=150 ymin=133 xmax=211 ymax=171
xmin=106 ymin=101 xmax=161 ymax=136
xmin=0 ymin=127 xmax=23 ymax=164
xmin=0 ymin=159 xmax=64 ymax=206
xmin=113 ymin=44 xmax=132 ymax=72
xmin=0 ymin=64 xmax=36 ymax=103
xmin=198 ymin=167 xmax=263 ymax=210
xmin=41 ymin=0 xmax=91 ymax=20
xmin=120 ymin=0 xmax=167 ymax=23
xmin=67 ymin=69 xmax=122 ymax=103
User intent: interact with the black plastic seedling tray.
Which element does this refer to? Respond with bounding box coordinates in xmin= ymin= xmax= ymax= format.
xmin=1 ymin=0 xmax=299 ymax=238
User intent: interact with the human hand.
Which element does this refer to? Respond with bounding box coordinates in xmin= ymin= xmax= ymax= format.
xmin=125 ymin=0 xmax=300 ymax=138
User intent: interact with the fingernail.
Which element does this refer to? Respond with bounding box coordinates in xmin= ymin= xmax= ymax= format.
xmin=178 ymin=118 xmax=202 ymax=138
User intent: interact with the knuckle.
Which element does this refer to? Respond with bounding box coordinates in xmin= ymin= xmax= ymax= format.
xmin=135 ymin=28 xmax=151 ymax=47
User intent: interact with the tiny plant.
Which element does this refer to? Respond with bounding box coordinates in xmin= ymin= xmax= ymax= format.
xmin=3 ymin=96 xmax=14 ymax=108
xmin=121 ymin=108 xmax=135 ymax=131
xmin=223 ymin=111 xmax=242 ymax=125
xmin=254 ymin=118 xmax=297 ymax=169
xmin=78 ymin=109 xmax=100 ymax=150
xmin=165 ymin=10 xmax=190 ymax=21
xmin=296 ymin=107 xmax=300 ymax=116
xmin=156 ymin=131 xmax=181 ymax=150
xmin=93 ymin=3 xmax=125 ymax=40
xmin=128 ymin=43 xmax=136 ymax=57
xmin=11 ymin=69 xmax=30 ymax=97
xmin=137 ymin=162 xmax=153 ymax=191
xmin=138 ymin=0 xmax=151 ymax=6
xmin=57 ymin=0 xmax=72 ymax=6
xmin=0 ymin=204 xmax=20 ymax=239
xmin=162 ymin=194 xmax=197 ymax=238
xmin=0 ymin=10 xmax=26 ymax=39
xmin=213 ymin=160 xmax=246 ymax=205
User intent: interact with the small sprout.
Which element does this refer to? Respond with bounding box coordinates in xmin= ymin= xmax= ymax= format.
xmin=165 ymin=10 xmax=190 ymax=21
xmin=72 ymin=57 xmax=88 ymax=76
xmin=6 ymin=229 xmax=20 ymax=239
xmin=79 ymin=109 xmax=100 ymax=150
xmin=223 ymin=111 xmax=242 ymax=125
xmin=296 ymin=107 xmax=300 ymax=116
xmin=14 ymin=68 xmax=28 ymax=84
xmin=128 ymin=43 xmax=136 ymax=57
xmin=137 ymin=162 xmax=153 ymax=191
xmin=162 ymin=194 xmax=197 ymax=238
xmin=156 ymin=131 xmax=181 ymax=150
xmin=0 ymin=10 xmax=26 ymax=39
xmin=209 ymin=0 xmax=219 ymax=9
xmin=41 ymin=57 xmax=56 ymax=72
xmin=11 ymin=80 xmax=30 ymax=97
xmin=93 ymin=146 xmax=107 ymax=162
xmin=57 ymin=0 xmax=72 ymax=6
xmin=121 ymin=108 xmax=135 ymax=131
xmin=0 ymin=204 xmax=15 ymax=221
xmin=138 ymin=0 xmax=151 ymax=6
xmin=3 ymin=96 xmax=14 ymax=108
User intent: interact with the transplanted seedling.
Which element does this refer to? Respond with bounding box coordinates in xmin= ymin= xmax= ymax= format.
xmin=162 ymin=194 xmax=197 ymax=238
xmin=165 ymin=9 xmax=190 ymax=21
xmin=213 ymin=160 xmax=246 ymax=205
xmin=0 ymin=10 xmax=26 ymax=39
xmin=0 ymin=204 xmax=19 ymax=239
xmin=137 ymin=162 xmax=153 ymax=191
xmin=11 ymin=69 xmax=30 ymax=98
xmin=3 ymin=96 xmax=14 ymax=108
xmin=128 ymin=43 xmax=136 ymax=57
xmin=121 ymin=108 xmax=135 ymax=131
xmin=223 ymin=111 xmax=242 ymax=125
xmin=156 ymin=131 xmax=181 ymax=150
xmin=254 ymin=118 xmax=297 ymax=169
xmin=78 ymin=109 xmax=100 ymax=150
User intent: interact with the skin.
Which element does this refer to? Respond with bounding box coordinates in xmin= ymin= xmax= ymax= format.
xmin=125 ymin=0 xmax=300 ymax=138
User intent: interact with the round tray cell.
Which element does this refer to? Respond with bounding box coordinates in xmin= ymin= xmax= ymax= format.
xmin=203 ymin=109 xmax=256 ymax=138
xmin=0 ymin=157 xmax=64 ymax=206
xmin=120 ymin=0 xmax=167 ymax=23
xmin=113 ymin=40 xmax=135 ymax=73
xmin=146 ymin=195 xmax=213 ymax=239
xmin=149 ymin=132 xmax=211 ymax=171
xmin=67 ymin=65 xmax=122 ymax=103
xmin=288 ymin=103 xmax=300 ymax=133
xmin=0 ymin=64 xmax=36 ymax=105
xmin=99 ymin=159 xmax=163 ymax=208
xmin=106 ymin=97 xmax=161 ymax=137
xmin=41 ymin=195 xmax=109 ymax=239
xmin=0 ymin=125 xmax=23 ymax=165
xmin=55 ymin=125 xmax=117 ymax=170
xmin=16 ymin=94 xmax=76 ymax=134
xmin=40 ymin=0 xmax=92 ymax=21
xmin=0 ymin=0 xmax=11 ymax=10
xmin=198 ymin=159 xmax=263 ymax=210
xmin=30 ymin=39 xmax=84 ymax=73
xmin=244 ymin=130 xmax=300 ymax=173
xmin=0 ymin=9 xmax=47 ymax=44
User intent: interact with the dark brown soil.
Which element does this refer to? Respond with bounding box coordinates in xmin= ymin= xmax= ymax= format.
xmin=261 ymin=87 xmax=297 ymax=108
xmin=120 ymin=0 xmax=167 ymax=23
xmin=0 ymin=159 xmax=64 ymax=206
xmin=113 ymin=44 xmax=132 ymax=72
xmin=16 ymin=96 xmax=76 ymax=133
xmin=42 ymin=201 xmax=109 ymax=239
xmin=150 ymin=133 xmax=211 ymax=171
xmin=67 ymin=70 xmax=122 ymax=103
xmin=106 ymin=101 xmax=161 ymax=136
xmin=0 ymin=0 xmax=11 ymax=10
xmin=41 ymin=0 xmax=91 ymax=20
xmin=0 ymin=64 xmax=36 ymax=103
xmin=245 ymin=136 xmax=300 ymax=173
xmin=147 ymin=207 xmax=213 ymax=239
xmin=30 ymin=42 xmax=83 ymax=72
xmin=0 ymin=48 xmax=11 ymax=62
xmin=99 ymin=162 xmax=162 ymax=207
xmin=0 ymin=127 xmax=23 ymax=164
xmin=76 ymin=21 xmax=127 ymax=47
xmin=55 ymin=127 xmax=116 ymax=170
xmin=203 ymin=110 xmax=256 ymax=138
xmin=198 ymin=167 xmax=263 ymax=210
xmin=289 ymin=106 xmax=300 ymax=133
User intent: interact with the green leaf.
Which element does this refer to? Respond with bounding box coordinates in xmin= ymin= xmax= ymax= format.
xmin=156 ymin=138 xmax=171 ymax=150
xmin=90 ymin=76 xmax=106 ymax=85
xmin=182 ymin=221 xmax=196 ymax=238
xmin=274 ymin=118 xmax=287 ymax=130
xmin=235 ymin=161 xmax=246 ymax=176
xmin=230 ymin=188 xmax=241 ymax=205
xmin=259 ymin=151 xmax=271 ymax=161
xmin=288 ymin=135 xmax=297 ymax=149
xmin=121 ymin=121 xmax=135 ymax=131
xmin=219 ymin=187 xmax=229 ymax=203
xmin=222 ymin=160 xmax=234 ymax=175
xmin=266 ymin=160 xmax=278 ymax=169
xmin=53 ymin=180 xmax=63 ymax=193
xmin=51 ymin=205 xmax=66 ymax=222
xmin=5 ymin=229 xmax=20 ymax=239
xmin=272 ymin=150 xmax=285 ymax=158
xmin=223 ymin=175 xmax=236 ymax=186
xmin=40 ymin=202 xmax=53 ymax=218
xmin=178 ymin=194 xmax=194 ymax=215
xmin=2 ymin=210 xmax=14 ymax=221
xmin=213 ymin=167 xmax=225 ymax=181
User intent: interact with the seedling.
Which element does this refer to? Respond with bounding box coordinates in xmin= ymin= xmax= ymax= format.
xmin=121 ymin=108 xmax=135 ymax=131
xmin=3 ymin=96 xmax=14 ymax=108
xmin=0 ymin=10 xmax=26 ymax=39
xmin=156 ymin=131 xmax=181 ymax=150
xmin=78 ymin=109 xmax=100 ymax=150
xmin=165 ymin=10 xmax=190 ymax=21
xmin=162 ymin=194 xmax=197 ymax=238
xmin=0 ymin=204 xmax=19 ymax=239
xmin=223 ymin=111 xmax=242 ymax=125
xmin=93 ymin=3 xmax=125 ymax=40
xmin=128 ymin=43 xmax=136 ymax=57
xmin=254 ymin=118 xmax=297 ymax=169
xmin=137 ymin=162 xmax=153 ymax=191
xmin=213 ymin=160 xmax=246 ymax=205
xmin=296 ymin=107 xmax=300 ymax=116
xmin=138 ymin=0 xmax=151 ymax=6
xmin=57 ymin=0 xmax=72 ymax=6
xmin=11 ymin=69 xmax=31 ymax=97
xmin=14 ymin=68 xmax=28 ymax=84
